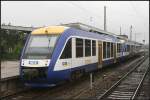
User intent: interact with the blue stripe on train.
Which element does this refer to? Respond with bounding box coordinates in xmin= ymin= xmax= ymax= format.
xmin=20 ymin=33 xmax=31 ymax=80
xmin=48 ymin=63 xmax=98 ymax=83
xmin=103 ymin=59 xmax=114 ymax=67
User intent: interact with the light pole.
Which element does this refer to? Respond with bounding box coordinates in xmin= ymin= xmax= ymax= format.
xmin=130 ymin=25 xmax=133 ymax=41
xmin=120 ymin=26 xmax=122 ymax=35
xmin=143 ymin=40 xmax=145 ymax=56
xmin=104 ymin=6 xmax=107 ymax=31
xmin=134 ymin=33 xmax=140 ymax=42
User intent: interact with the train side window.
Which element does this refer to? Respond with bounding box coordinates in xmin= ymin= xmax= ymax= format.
xmin=121 ymin=44 xmax=122 ymax=52
xmin=92 ymin=40 xmax=96 ymax=56
xmin=119 ymin=43 xmax=121 ymax=52
xmin=76 ymin=38 xmax=83 ymax=57
xmin=117 ymin=43 xmax=119 ymax=53
xmin=107 ymin=42 xmax=110 ymax=58
xmin=128 ymin=45 xmax=130 ymax=52
xmin=132 ymin=45 xmax=133 ymax=51
xmin=111 ymin=43 xmax=113 ymax=57
xmin=130 ymin=45 xmax=131 ymax=51
xmin=125 ymin=45 xmax=126 ymax=52
xmin=119 ymin=44 xmax=120 ymax=52
xmin=85 ymin=39 xmax=91 ymax=57
xmin=60 ymin=38 xmax=72 ymax=59
xmin=103 ymin=42 xmax=106 ymax=59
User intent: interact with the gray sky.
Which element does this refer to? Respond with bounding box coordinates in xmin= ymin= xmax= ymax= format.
xmin=1 ymin=1 xmax=149 ymax=44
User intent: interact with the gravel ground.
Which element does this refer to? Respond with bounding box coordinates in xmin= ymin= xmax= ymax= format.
xmin=5 ymin=54 xmax=148 ymax=100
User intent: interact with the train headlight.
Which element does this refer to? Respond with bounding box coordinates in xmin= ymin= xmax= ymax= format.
xmin=22 ymin=60 xmax=24 ymax=65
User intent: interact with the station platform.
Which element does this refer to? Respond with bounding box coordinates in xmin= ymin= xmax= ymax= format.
xmin=1 ymin=61 xmax=19 ymax=79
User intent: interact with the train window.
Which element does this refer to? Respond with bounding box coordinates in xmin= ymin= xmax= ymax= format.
xmin=130 ymin=45 xmax=131 ymax=51
xmin=117 ymin=43 xmax=119 ymax=53
xmin=120 ymin=44 xmax=122 ymax=52
xmin=119 ymin=43 xmax=121 ymax=52
xmin=123 ymin=47 xmax=127 ymax=52
xmin=85 ymin=39 xmax=91 ymax=57
xmin=131 ymin=45 xmax=134 ymax=51
xmin=107 ymin=42 xmax=110 ymax=58
xmin=111 ymin=43 xmax=113 ymax=57
xmin=92 ymin=40 xmax=96 ymax=56
xmin=127 ymin=45 xmax=130 ymax=52
xmin=76 ymin=38 xmax=83 ymax=57
xmin=60 ymin=38 xmax=72 ymax=59
xmin=103 ymin=42 xmax=106 ymax=59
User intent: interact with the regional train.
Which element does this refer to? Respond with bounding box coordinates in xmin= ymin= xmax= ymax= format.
xmin=20 ymin=23 xmax=143 ymax=87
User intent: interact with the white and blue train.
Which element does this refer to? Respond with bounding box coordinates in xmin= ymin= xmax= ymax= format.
xmin=20 ymin=23 xmax=143 ymax=87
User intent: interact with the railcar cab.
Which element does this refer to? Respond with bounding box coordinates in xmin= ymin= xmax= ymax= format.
xmin=20 ymin=26 xmax=66 ymax=83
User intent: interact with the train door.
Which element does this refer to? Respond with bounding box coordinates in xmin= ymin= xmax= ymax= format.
xmin=114 ymin=43 xmax=117 ymax=63
xmin=98 ymin=41 xmax=102 ymax=68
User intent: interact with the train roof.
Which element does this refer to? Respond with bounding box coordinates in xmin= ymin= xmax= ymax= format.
xmin=61 ymin=22 xmax=143 ymax=45
xmin=60 ymin=27 xmax=119 ymax=42
xmin=31 ymin=22 xmax=143 ymax=45
xmin=61 ymin=22 xmax=128 ymax=43
xmin=61 ymin=22 xmax=117 ymax=36
xmin=125 ymin=40 xmax=143 ymax=46
xmin=31 ymin=23 xmax=118 ymax=42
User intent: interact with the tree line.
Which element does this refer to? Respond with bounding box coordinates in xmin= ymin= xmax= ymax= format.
xmin=1 ymin=29 xmax=27 ymax=60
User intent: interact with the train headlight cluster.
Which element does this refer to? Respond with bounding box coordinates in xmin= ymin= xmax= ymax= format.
xmin=22 ymin=60 xmax=24 ymax=65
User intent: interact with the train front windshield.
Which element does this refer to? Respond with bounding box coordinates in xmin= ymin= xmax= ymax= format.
xmin=23 ymin=35 xmax=59 ymax=59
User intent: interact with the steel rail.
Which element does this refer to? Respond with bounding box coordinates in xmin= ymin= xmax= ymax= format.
xmin=97 ymin=55 xmax=147 ymax=99
xmin=131 ymin=63 xmax=150 ymax=99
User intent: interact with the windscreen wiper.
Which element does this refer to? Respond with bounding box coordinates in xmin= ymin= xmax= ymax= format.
xmin=48 ymin=38 xmax=51 ymax=49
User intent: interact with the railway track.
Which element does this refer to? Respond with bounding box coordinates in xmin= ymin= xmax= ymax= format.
xmin=97 ymin=56 xmax=149 ymax=100
xmin=135 ymin=67 xmax=150 ymax=100
xmin=70 ymin=55 xmax=147 ymax=99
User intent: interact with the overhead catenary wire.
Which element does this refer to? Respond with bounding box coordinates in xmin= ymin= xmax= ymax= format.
xmin=67 ymin=1 xmax=103 ymax=27
xmin=67 ymin=2 xmax=120 ymax=34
